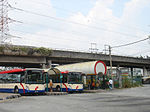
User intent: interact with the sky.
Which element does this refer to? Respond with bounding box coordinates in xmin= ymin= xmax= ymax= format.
xmin=7 ymin=0 xmax=150 ymax=57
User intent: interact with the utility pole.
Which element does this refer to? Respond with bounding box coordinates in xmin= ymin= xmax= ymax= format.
xmin=103 ymin=45 xmax=113 ymax=78
xmin=109 ymin=45 xmax=113 ymax=79
xmin=104 ymin=45 xmax=114 ymax=88
xmin=0 ymin=0 xmax=11 ymax=44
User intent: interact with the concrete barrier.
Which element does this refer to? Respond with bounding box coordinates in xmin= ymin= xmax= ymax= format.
xmin=0 ymin=93 xmax=21 ymax=101
xmin=45 ymin=92 xmax=68 ymax=95
xmin=82 ymin=89 xmax=107 ymax=93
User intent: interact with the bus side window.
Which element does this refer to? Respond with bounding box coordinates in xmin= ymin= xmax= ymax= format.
xmin=21 ymin=75 xmax=25 ymax=83
xmin=0 ymin=74 xmax=5 ymax=83
xmin=63 ymin=75 xmax=67 ymax=83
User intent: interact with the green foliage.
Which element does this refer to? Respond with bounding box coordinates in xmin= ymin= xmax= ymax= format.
xmin=34 ymin=47 xmax=52 ymax=56
xmin=27 ymin=48 xmax=34 ymax=55
xmin=122 ymin=76 xmax=142 ymax=88
xmin=133 ymin=82 xmax=141 ymax=87
xmin=0 ymin=45 xmax=52 ymax=56
xmin=114 ymin=80 xmax=119 ymax=88
xmin=10 ymin=46 xmax=29 ymax=53
xmin=0 ymin=46 xmax=4 ymax=52
xmin=133 ymin=76 xmax=142 ymax=87
xmin=10 ymin=46 xmax=20 ymax=52
xmin=19 ymin=47 xmax=29 ymax=53
xmin=122 ymin=77 xmax=132 ymax=88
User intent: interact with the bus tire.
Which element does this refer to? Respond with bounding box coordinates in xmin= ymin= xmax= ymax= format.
xmin=14 ymin=86 xmax=19 ymax=93
xmin=56 ymin=86 xmax=61 ymax=92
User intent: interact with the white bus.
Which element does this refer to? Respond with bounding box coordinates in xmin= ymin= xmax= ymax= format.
xmin=0 ymin=68 xmax=45 ymax=94
xmin=46 ymin=68 xmax=83 ymax=92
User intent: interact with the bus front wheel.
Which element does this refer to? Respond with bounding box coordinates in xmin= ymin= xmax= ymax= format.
xmin=14 ymin=86 xmax=19 ymax=93
xmin=56 ymin=86 xmax=61 ymax=92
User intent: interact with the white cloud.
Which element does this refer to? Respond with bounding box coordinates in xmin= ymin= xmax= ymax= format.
xmin=122 ymin=0 xmax=150 ymax=20
xmin=10 ymin=0 xmax=150 ymax=56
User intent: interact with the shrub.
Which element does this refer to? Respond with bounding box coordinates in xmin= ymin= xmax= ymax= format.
xmin=0 ymin=46 xmax=4 ymax=52
xmin=19 ymin=47 xmax=29 ymax=53
xmin=0 ymin=45 xmax=52 ymax=56
xmin=10 ymin=46 xmax=20 ymax=52
xmin=122 ymin=77 xmax=132 ymax=88
xmin=34 ymin=47 xmax=52 ymax=56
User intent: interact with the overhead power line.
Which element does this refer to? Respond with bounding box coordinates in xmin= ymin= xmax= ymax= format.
xmin=11 ymin=19 xmax=105 ymax=41
xmin=9 ymin=33 xmax=90 ymax=51
xmin=10 ymin=6 xmax=143 ymax=38
xmin=129 ymin=49 xmax=150 ymax=56
xmin=112 ymin=36 xmax=150 ymax=48
xmin=10 ymin=28 xmax=92 ymax=43
xmin=5 ymin=33 xmax=22 ymax=38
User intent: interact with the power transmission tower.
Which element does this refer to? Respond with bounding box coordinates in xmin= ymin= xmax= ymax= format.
xmin=0 ymin=0 xmax=10 ymax=44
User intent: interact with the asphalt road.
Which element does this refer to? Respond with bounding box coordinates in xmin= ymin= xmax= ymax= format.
xmin=0 ymin=85 xmax=150 ymax=112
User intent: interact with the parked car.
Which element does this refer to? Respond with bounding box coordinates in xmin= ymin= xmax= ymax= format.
xmin=142 ymin=76 xmax=150 ymax=84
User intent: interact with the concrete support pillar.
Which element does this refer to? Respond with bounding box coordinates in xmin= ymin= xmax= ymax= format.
xmin=42 ymin=64 xmax=46 ymax=69
xmin=131 ymin=67 xmax=133 ymax=86
xmin=116 ymin=65 xmax=122 ymax=88
xmin=143 ymin=67 xmax=148 ymax=76
xmin=147 ymin=69 xmax=150 ymax=76
xmin=46 ymin=60 xmax=52 ymax=68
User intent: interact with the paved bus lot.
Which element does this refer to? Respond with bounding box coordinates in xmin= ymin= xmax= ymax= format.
xmin=0 ymin=85 xmax=150 ymax=112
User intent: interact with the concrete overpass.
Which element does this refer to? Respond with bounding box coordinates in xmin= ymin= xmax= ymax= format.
xmin=49 ymin=50 xmax=150 ymax=69
xmin=0 ymin=49 xmax=150 ymax=70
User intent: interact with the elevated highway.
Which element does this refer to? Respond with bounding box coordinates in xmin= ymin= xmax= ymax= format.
xmin=50 ymin=50 xmax=150 ymax=68
xmin=0 ymin=49 xmax=150 ymax=69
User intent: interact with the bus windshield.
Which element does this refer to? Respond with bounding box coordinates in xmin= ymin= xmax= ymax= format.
xmin=26 ymin=70 xmax=44 ymax=84
xmin=68 ymin=72 xmax=82 ymax=84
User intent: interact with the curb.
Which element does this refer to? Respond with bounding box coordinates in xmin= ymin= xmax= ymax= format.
xmin=0 ymin=94 xmax=21 ymax=101
xmin=82 ymin=89 xmax=107 ymax=93
xmin=45 ymin=92 xmax=68 ymax=95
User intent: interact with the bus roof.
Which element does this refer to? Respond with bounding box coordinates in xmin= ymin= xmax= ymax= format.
xmin=61 ymin=71 xmax=82 ymax=74
xmin=0 ymin=69 xmax=26 ymax=74
xmin=25 ymin=68 xmax=45 ymax=71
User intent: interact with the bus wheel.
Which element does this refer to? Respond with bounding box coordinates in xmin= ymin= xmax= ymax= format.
xmin=56 ymin=86 xmax=61 ymax=92
xmin=14 ymin=86 xmax=19 ymax=93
